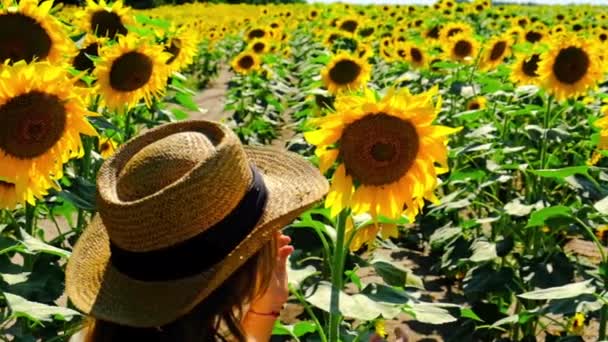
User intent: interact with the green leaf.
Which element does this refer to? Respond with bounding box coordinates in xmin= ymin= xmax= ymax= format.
xmin=171 ymin=108 xmax=189 ymax=120
xmin=19 ymin=228 xmax=71 ymax=258
xmin=305 ymin=282 xmax=401 ymax=320
xmin=469 ymin=240 xmax=497 ymax=263
xmin=518 ymin=280 xmax=595 ymax=300
xmin=529 ymin=166 xmax=590 ymax=180
xmin=429 ymin=225 xmax=461 ymax=250
xmin=134 ymin=14 xmax=170 ymax=30
xmin=175 ymin=92 xmax=200 ymax=111
xmin=4 ymin=292 xmax=81 ymax=323
xmin=460 ymin=308 xmax=484 ymax=322
xmin=1 ymin=272 xmax=30 ymax=285
xmin=287 ymin=263 xmax=317 ymax=289
xmin=407 ymin=303 xmax=459 ymax=324
xmin=525 ymin=206 xmax=572 ymax=228
xmin=371 ymin=258 xmax=424 ymax=289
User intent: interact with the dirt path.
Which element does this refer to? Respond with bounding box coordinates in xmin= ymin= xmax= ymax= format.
xmin=188 ymin=66 xmax=233 ymax=122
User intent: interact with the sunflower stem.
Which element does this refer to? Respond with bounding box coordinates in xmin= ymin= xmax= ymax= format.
xmin=536 ymin=95 xmax=553 ymax=202
xmin=329 ymin=209 xmax=349 ymax=342
xmin=23 ymin=203 xmax=36 ymax=270
xmin=124 ymin=107 xmax=134 ymax=141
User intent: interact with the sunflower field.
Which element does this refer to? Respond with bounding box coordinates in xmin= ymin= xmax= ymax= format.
xmin=3 ymin=0 xmax=608 ymax=340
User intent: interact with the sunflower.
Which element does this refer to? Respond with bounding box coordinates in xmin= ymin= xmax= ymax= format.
xmin=466 ymin=96 xmax=487 ymax=110
xmin=248 ymin=38 xmax=270 ymax=55
xmin=245 ymin=26 xmax=271 ymax=41
xmin=479 ymin=35 xmax=510 ymax=71
xmin=98 ymin=136 xmax=117 ymax=159
xmin=164 ymin=27 xmax=198 ymax=73
xmin=510 ymin=53 xmax=542 ymax=86
xmin=304 ymin=87 xmax=460 ymax=221
xmin=0 ymin=61 xmax=97 ymax=208
xmin=439 ymin=22 xmax=474 ymax=43
xmin=444 ymin=33 xmax=479 ymax=64
xmin=321 ymin=52 xmax=371 ymax=94
xmin=406 ymin=43 xmax=428 ymax=69
xmin=72 ymin=35 xmax=105 ymax=75
xmin=231 ymin=50 xmax=260 ymax=75
xmin=537 ymin=34 xmax=603 ymax=101
xmin=524 ymin=29 xmax=545 ymax=44
xmin=95 ymin=34 xmax=171 ymax=110
xmin=0 ymin=0 xmax=75 ymax=65
xmin=77 ymin=0 xmax=132 ymax=40
xmin=338 ymin=16 xmax=360 ymax=34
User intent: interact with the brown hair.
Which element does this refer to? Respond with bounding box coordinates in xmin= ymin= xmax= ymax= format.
xmin=83 ymin=235 xmax=277 ymax=342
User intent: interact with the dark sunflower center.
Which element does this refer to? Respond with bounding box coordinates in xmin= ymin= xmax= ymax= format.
xmin=411 ymin=48 xmax=423 ymax=63
xmin=72 ymin=43 xmax=99 ymax=72
xmin=600 ymin=33 xmax=608 ymax=42
xmin=329 ymin=59 xmax=361 ymax=85
xmin=427 ymin=25 xmax=441 ymax=39
xmin=238 ymin=55 xmax=254 ymax=69
xmin=248 ymin=29 xmax=265 ymax=40
xmin=525 ymin=31 xmax=542 ymax=43
xmin=253 ymin=42 xmax=265 ymax=53
xmin=340 ymin=20 xmax=358 ymax=33
xmin=164 ymin=39 xmax=181 ymax=65
xmin=469 ymin=102 xmax=480 ymax=110
xmin=454 ymin=40 xmax=472 ymax=58
xmin=489 ymin=41 xmax=507 ymax=61
xmin=0 ymin=179 xmax=15 ymax=190
xmin=447 ymin=28 xmax=462 ymax=37
xmin=0 ymin=13 xmax=52 ymax=64
xmin=359 ymin=27 xmax=374 ymax=38
xmin=397 ymin=49 xmax=406 ymax=58
xmin=0 ymin=91 xmax=66 ymax=159
xmin=91 ymin=10 xmax=127 ymax=39
xmin=109 ymin=51 xmax=153 ymax=92
xmin=552 ymin=46 xmax=589 ymax=85
xmin=522 ymin=54 xmax=540 ymax=77
xmin=341 ymin=113 xmax=419 ymax=186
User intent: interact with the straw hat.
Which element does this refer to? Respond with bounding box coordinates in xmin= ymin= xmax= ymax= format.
xmin=65 ymin=120 xmax=328 ymax=328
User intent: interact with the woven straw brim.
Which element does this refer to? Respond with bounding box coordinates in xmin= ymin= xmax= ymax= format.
xmin=65 ymin=146 xmax=328 ymax=328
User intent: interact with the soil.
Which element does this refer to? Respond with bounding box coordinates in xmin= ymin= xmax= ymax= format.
xmin=187 ymin=66 xmax=234 ymax=122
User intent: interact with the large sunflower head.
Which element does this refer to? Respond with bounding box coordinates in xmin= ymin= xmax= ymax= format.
xmin=231 ymin=50 xmax=260 ymax=75
xmin=480 ymin=35 xmax=510 ymax=71
xmin=0 ymin=0 xmax=75 ymax=65
xmin=510 ymin=52 xmax=542 ymax=86
xmin=0 ymin=61 xmax=98 ymax=208
xmin=538 ymin=34 xmax=603 ymax=101
xmin=77 ymin=0 xmax=132 ymax=40
xmin=94 ymin=34 xmax=171 ymax=110
xmin=321 ymin=52 xmax=371 ymax=95
xmin=444 ymin=33 xmax=479 ymax=64
xmin=304 ymin=87 xmax=460 ymax=221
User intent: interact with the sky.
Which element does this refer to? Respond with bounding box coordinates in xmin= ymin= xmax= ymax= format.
xmin=308 ymin=0 xmax=605 ymax=5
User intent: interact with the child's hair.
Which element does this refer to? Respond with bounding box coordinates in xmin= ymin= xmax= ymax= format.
xmin=84 ymin=234 xmax=277 ymax=342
